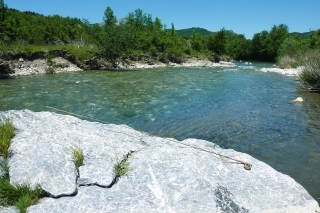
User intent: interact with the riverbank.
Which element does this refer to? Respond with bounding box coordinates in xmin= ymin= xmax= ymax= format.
xmin=0 ymin=53 xmax=236 ymax=78
xmin=126 ymin=57 xmax=236 ymax=69
xmin=0 ymin=49 xmax=305 ymax=79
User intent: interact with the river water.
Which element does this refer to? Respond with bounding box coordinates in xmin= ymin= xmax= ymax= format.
xmin=1 ymin=62 xmax=320 ymax=202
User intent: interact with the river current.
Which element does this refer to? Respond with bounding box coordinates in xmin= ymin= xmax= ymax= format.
xmin=1 ymin=62 xmax=320 ymax=202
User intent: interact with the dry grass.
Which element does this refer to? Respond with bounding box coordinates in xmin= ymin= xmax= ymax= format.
xmin=299 ymin=49 xmax=320 ymax=85
xmin=277 ymin=55 xmax=298 ymax=69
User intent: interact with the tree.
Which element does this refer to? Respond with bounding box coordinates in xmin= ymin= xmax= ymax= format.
xmin=0 ymin=0 xmax=7 ymax=22
xmin=266 ymin=24 xmax=289 ymax=60
xmin=308 ymin=29 xmax=320 ymax=48
xmin=251 ymin=30 xmax=269 ymax=61
xmin=103 ymin=6 xmax=116 ymax=28
xmin=226 ymin=34 xmax=250 ymax=59
xmin=99 ymin=26 xmax=132 ymax=67
xmin=171 ymin=23 xmax=177 ymax=37
xmin=207 ymin=28 xmax=226 ymax=55
xmin=190 ymin=30 xmax=203 ymax=52
xmin=278 ymin=35 xmax=307 ymax=57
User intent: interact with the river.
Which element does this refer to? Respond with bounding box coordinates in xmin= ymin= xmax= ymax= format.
xmin=1 ymin=62 xmax=319 ymax=202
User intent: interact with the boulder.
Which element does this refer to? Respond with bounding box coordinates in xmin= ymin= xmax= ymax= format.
xmin=0 ymin=110 xmax=319 ymax=213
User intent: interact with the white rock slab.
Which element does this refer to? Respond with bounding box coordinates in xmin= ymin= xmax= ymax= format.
xmin=0 ymin=110 xmax=319 ymax=213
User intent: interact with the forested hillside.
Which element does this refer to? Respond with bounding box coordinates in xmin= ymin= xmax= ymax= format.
xmin=0 ymin=0 xmax=320 ymax=68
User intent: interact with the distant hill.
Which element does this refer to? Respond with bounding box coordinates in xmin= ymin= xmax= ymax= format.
xmin=174 ymin=27 xmax=237 ymax=38
xmin=176 ymin=27 xmax=315 ymax=40
xmin=290 ymin=31 xmax=312 ymax=39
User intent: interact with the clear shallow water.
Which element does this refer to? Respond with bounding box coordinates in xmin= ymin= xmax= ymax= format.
xmin=1 ymin=62 xmax=320 ymax=202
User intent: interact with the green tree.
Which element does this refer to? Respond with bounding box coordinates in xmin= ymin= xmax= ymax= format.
xmin=190 ymin=30 xmax=203 ymax=52
xmin=99 ymin=25 xmax=132 ymax=67
xmin=308 ymin=29 xmax=320 ymax=48
xmin=251 ymin=30 xmax=269 ymax=61
xmin=99 ymin=7 xmax=135 ymax=67
xmin=171 ymin=23 xmax=177 ymax=37
xmin=103 ymin=6 xmax=116 ymax=28
xmin=226 ymin=34 xmax=250 ymax=59
xmin=278 ymin=35 xmax=307 ymax=57
xmin=207 ymin=28 xmax=226 ymax=55
xmin=266 ymin=24 xmax=289 ymax=60
xmin=0 ymin=0 xmax=7 ymax=22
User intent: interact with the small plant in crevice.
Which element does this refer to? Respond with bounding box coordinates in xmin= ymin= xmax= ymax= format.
xmin=114 ymin=152 xmax=132 ymax=178
xmin=69 ymin=145 xmax=84 ymax=176
xmin=0 ymin=119 xmax=15 ymax=159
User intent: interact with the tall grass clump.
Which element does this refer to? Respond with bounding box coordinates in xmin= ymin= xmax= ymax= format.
xmin=277 ymin=55 xmax=299 ymax=69
xmin=298 ymin=49 xmax=320 ymax=85
xmin=0 ymin=119 xmax=15 ymax=159
xmin=0 ymin=179 xmax=43 ymax=213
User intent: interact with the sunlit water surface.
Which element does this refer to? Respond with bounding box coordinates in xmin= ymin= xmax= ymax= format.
xmin=1 ymin=62 xmax=320 ymax=202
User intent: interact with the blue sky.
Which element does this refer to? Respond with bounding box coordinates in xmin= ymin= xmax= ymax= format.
xmin=5 ymin=0 xmax=320 ymax=39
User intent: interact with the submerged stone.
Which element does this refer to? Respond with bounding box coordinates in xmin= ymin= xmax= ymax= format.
xmin=0 ymin=110 xmax=319 ymax=213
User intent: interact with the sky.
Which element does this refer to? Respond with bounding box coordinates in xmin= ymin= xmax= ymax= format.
xmin=5 ymin=0 xmax=320 ymax=39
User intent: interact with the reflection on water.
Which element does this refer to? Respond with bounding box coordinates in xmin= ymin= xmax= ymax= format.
xmin=0 ymin=62 xmax=320 ymax=202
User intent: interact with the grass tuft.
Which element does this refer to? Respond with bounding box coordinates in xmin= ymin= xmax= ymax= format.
xmin=0 ymin=119 xmax=15 ymax=159
xmin=70 ymin=145 xmax=84 ymax=170
xmin=114 ymin=153 xmax=131 ymax=177
xmin=0 ymin=160 xmax=10 ymax=180
xmin=0 ymin=179 xmax=42 ymax=212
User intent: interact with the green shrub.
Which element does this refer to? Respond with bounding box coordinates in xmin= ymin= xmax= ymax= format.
xmin=0 ymin=120 xmax=15 ymax=159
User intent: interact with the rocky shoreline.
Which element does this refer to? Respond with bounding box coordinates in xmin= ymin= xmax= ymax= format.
xmin=1 ymin=50 xmax=305 ymax=78
xmin=0 ymin=110 xmax=319 ymax=213
xmin=0 ymin=50 xmax=236 ymax=78
xmin=257 ymin=66 xmax=304 ymax=76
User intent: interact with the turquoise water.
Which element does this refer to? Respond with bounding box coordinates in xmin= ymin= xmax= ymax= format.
xmin=1 ymin=62 xmax=320 ymax=202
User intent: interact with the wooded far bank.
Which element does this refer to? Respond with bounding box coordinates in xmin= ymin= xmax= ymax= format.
xmin=0 ymin=1 xmax=320 ymax=84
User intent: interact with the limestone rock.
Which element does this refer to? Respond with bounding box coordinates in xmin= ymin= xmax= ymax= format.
xmin=0 ymin=207 xmax=19 ymax=213
xmin=0 ymin=110 xmax=319 ymax=213
xmin=291 ymin=97 xmax=303 ymax=103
